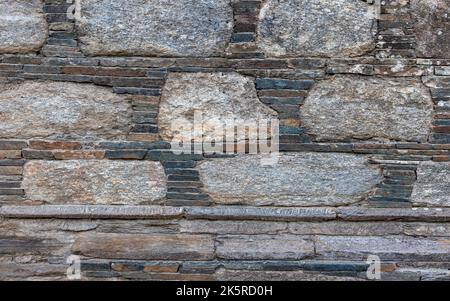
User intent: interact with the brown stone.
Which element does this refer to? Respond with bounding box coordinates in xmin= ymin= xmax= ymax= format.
xmin=52 ymin=150 xmax=105 ymax=160
xmin=0 ymin=150 xmax=21 ymax=159
xmin=29 ymin=140 xmax=82 ymax=150
xmin=412 ymin=0 xmax=450 ymax=58
xmin=72 ymin=233 xmax=214 ymax=261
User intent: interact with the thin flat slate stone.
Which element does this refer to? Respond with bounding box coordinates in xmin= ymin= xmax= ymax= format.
xmin=216 ymin=235 xmax=315 ymax=260
xmin=185 ymin=206 xmax=336 ymax=222
xmin=72 ymin=233 xmax=215 ymax=261
xmin=337 ymin=207 xmax=450 ymax=222
xmin=0 ymin=205 xmax=184 ymax=219
xmin=315 ymin=235 xmax=450 ymax=261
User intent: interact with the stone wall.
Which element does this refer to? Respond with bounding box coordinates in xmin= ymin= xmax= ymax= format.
xmin=1 ymin=0 xmax=450 ymax=281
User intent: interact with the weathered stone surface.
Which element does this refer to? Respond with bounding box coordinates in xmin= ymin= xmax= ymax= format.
xmin=186 ymin=206 xmax=336 ymax=221
xmin=197 ymin=153 xmax=381 ymax=206
xmin=411 ymin=162 xmax=450 ymax=206
xmin=0 ymin=219 xmax=98 ymax=236
xmin=301 ymin=76 xmax=433 ymax=142
xmin=411 ymin=0 xmax=450 ymax=58
xmin=0 ymin=81 xmax=130 ymax=140
xmin=257 ymin=0 xmax=377 ymax=57
xmin=288 ymin=222 xmax=405 ymax=236
xmin=159 ymin=72 xmax=277 ymax=142
xmin=180 ymin=220 xmax=287 ymax=235
xmin=338 ymin=207 xmax=450 ymax=222
xmin=76 ymin=0 xmax=233 ymax=56
xmin=97 ymin=220 xmax=179 ymax=234
xmin=315 ymin=236 xmax=450 ymax=261
xmin=216 ymin=235 xmax=314 ymax=260
xmin=0 ymin=205 xmax=182 ymax=219
xmin=288 ymin=221 xmax=450 ymax=237
xmin=72 ymin=233 xmax=214 ymax=260
xmin=22 ymin=161 xmax=167 ymax=205
xmin=0 ymin=0 xmax=47 ymax=53
xmin=0 ymin=236 xmax=65 ymax=257
xmin=215 ymin=269 xmax=362 ymax=281
xmin=0 ymin=263 xmax=67 ymax=281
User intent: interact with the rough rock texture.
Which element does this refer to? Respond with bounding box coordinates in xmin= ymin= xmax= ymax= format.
xmin=76 ymin=0 xmax=233 ymax=56
xmin=316 ymin=235 xmax=450 ymax=261
xmin=216 ymin=235 xmax=314 ymax=260
xmin=22 ymin=161 xmax=167 ymax=205
xmin=0 ymin=81 xmax=130 ymax=140
xmin=197 ymin=153 xmax=381 ymax=206
xmin=0 ymin=0 xmax=47 ymax=53
xmin=301 ymin=76 xmax=433 ymax=142
xmin=72 ymin=233 xmax=215 ymax=260
xmin=411 ymin=162 xmax=450 ymax=206
xmin=411 ymin=0 xmax=450 ymax=58
xmin=159 ymin=72 xmax=277 ymax=142
xmin=257 ymin=0 xmax=377 ymax=57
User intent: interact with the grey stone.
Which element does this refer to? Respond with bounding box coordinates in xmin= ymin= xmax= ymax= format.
xmin=0 ymin=205 xmax=183 ymax=219
xmin=0 ymin=0 xmax=47 ymax=53
xmin=0 ymin=219 xmax=98 ymax=236
xmin=76 ymin=0 xmax=233 ymax=57
xmin=257 ymin=0 xmax=377 ymax=57
xmin=0 ymin=236 xmax=65 ymax=257
xmin=0 ymin=81 xmax=131 ymax=140
xmin=411 ymin=0 xmax=450 ymax=58
xmin=0 ymin=263 xmax=67 ymax=281
xmin=301 ymin=76 xmax=433 ymax=142
xmin=197 ymin=153 xmax=381 ymax=206
xmin=411 ymin=162 xmax=450 ymax=206
xmin=215 ymin=269 xmax=363 ymax=281
xmin=159 ymin=72 xmax=277 ymax=143
xmin=72 ymin=233 xmax=215 ymax=260
xmin=185 ymin=206 xmax=336 ymax=221
xmin=315 ymin=236 xmax=450 ymax=261
xmin=288 ymin=222 xmax=405 ymax=236
xmin=97 ymin=220 xmax=179 ymax=234
xmin=216 ymin=235 xmax=314 ymax=260
xmin=337 ymin=207 xmax=450 ymax=222
xmin=180 ymin=220 xmax=287 ymax=235
xmin=22 ymin=161 xmax=167 ymax=205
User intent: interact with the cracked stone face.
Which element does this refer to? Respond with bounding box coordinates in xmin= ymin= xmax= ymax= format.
xmin=76 ymin=0 xmax=233 ymax=56
xmin=411 ymin=0 xmax=450 ymax=58
xmin=158 ymin=72 xmax=277 ymax=143
xmin=23 ymin=160 xmax=167 ymax=205
xmin=0 ymin=81 xmax=131 ymax=140
xmin=411 ymin=162 xmax=450 ymax=207
xmin=300 ymin=76 xmax=434 ymax=142
xmin=197 ymin=153 xmax=382 ymax=206
xmin=0 ymin=0 xmax=48 ymax=53
xmin=257 ymin=0 xmax=377 ymax=57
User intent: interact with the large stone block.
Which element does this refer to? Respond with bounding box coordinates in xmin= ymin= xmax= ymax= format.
xmin=159 ymin=72 xmax=277 ymax=142
xmin=197 ymin=153 xmax=381 ymax=206
xmin=0 ymin=0 xmax=47 ymax=53
xmin=72 ymin=233 xmax=215 ymax=260
xmin=22 ymin=161 xmax=167 ymax=205
xmin=257 ymin=0 xmax=377 ymax=57
xmin=76 ymin=0 xmax=233 ymax=56
xmin=0 ymin=81 xmax=130 ymax=140
xmin=216 ymin=235 xmax=314 ymax=260
xmin=411 ymin=162 xmax=450 ymax=206
xmin=412 ymin=0 xmax=450 ymax=58
xmin=301 ymin=76 xmax=433 ymax=142
xmin=315 ymin=235 xmax=450 ymax=261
